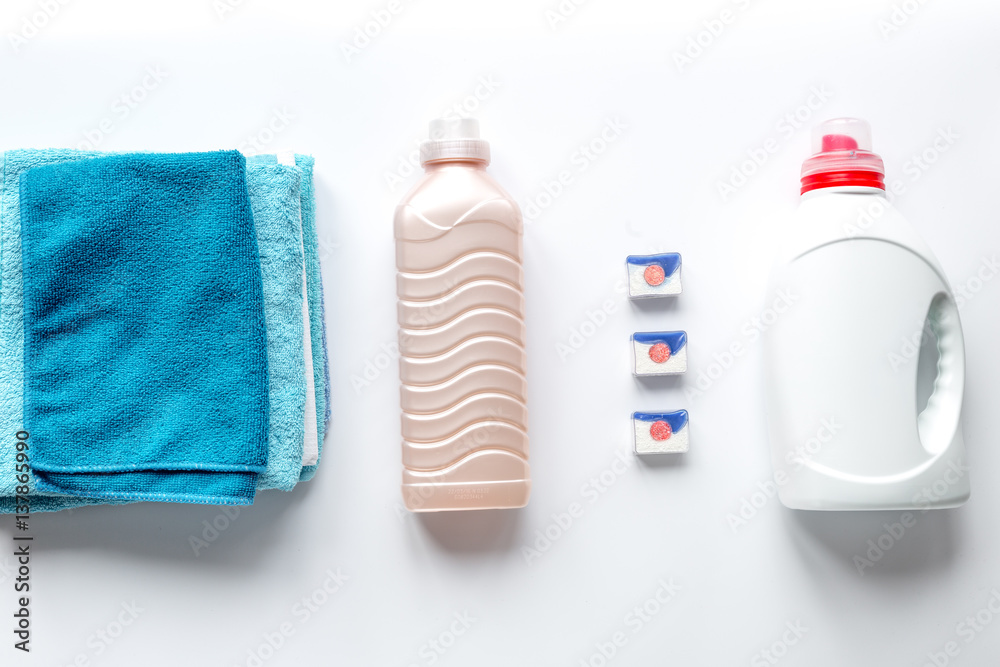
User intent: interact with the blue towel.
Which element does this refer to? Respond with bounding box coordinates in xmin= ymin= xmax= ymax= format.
xmin=20 ymin=151 xmax=269 ymax=505
xmin=0 ymin=150 xmax=326 ymax=512
xmin=0 ymin=149 xmax=111 ymax=513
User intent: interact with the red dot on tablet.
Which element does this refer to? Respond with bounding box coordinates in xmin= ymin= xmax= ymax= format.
xmin=643 ymin=265 xmax=665 ymax=286
xmin=648 ymin=343 xmax=671 ymax=363
xmin=650 ymin=421 xmax=672 ymax=441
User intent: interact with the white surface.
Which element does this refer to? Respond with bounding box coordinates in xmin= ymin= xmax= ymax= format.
xmin=1 ymin=1 xmax=999 ymax=665
xmin=763 ymin=188 xmax=969 ymax=510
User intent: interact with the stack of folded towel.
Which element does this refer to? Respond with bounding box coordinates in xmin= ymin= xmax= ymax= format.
xmin=0 ymin=149 xmax=329 ymax=512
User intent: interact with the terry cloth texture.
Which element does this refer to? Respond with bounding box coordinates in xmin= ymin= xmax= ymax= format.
xmin=0 ymin=150 xmax=326 ymax=512
xmin=274 ymin=151 xmax=317 ymax=469
xmin=20 ymin=151 xmax=268 ymax=505
xmin=0 ymin=149 xmax=114 ymax=513
xmin=250 ymin=153 xmax=316 ymax=471
xmin=246 ymin=153 xmax=328 ymax=483
xmin=245 ymin=161 xmax=307 ymax=491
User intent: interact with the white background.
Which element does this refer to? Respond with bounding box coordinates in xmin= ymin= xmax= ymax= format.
xmin=1 ymin=1 xmax=999 ymax=665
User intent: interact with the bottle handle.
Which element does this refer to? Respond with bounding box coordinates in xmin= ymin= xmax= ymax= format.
xmin=916 ymin=293 xmax=965 ymax=455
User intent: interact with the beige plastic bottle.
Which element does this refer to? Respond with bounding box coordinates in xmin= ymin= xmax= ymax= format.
xmin=394 ymin=118 xmax=530 ymax=511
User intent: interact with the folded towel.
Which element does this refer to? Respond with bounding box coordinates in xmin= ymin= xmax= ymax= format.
xmin=277 ymin=152 xmax=319 ymax=469
xmin=291 ymin=154 xmax=329 ymax=481
xmin=20 ymin=151 xmax=269 ymax=505
xmin=0 ymin=149 xmax=111 ymax=513
xmin=247 ymin=153 xmax=329 ymax=483
xmin=0 ymin=150 xmax=327 ymax=512
xmin=245 ymin=161 xmax=307 ymax=491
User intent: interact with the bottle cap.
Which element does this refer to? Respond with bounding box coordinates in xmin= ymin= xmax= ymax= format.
xmin=800 ymin=118 xmax=885 ymax=194
xmin=420 ymin=118 xmax=491 ymax=166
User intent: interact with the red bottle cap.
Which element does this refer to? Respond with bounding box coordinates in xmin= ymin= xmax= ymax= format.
xmin=800 ymin=118 xmax=885 ymax=195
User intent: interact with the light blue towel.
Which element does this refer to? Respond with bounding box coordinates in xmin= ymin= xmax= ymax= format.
xmin=21 ymin=151 xmax=269 ymax=505
xmin=246 ymin=154 xmax=329 ymax=483
xmin=289 ymin=155 xmax=330 ymax=482
xmin=246 ymin=162 xmax=307 ymax=491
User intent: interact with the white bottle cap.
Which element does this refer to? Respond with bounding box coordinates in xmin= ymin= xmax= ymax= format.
xmin=419 ymin=118 xmax=491 ymax=166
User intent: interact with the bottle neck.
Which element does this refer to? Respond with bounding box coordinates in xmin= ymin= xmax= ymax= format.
xmin=800 ymin=185 xmax=887 ymax=201
xmin=422 ymin=159 xmax=488 ymax=172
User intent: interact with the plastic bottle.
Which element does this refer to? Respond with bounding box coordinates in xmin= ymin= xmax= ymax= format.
xmin=763 ymin=118 xmax=970 ymax=510
xmin=394 ymin=118 xmax=530 ymax=511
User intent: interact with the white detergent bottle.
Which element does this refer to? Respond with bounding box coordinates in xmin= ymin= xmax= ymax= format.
xmin=763 ymin=118 xmax=970 ymax=510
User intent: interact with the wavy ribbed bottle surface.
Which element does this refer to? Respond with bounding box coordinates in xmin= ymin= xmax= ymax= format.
xmin=394 ymin=119 xmax=530 ymax=511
